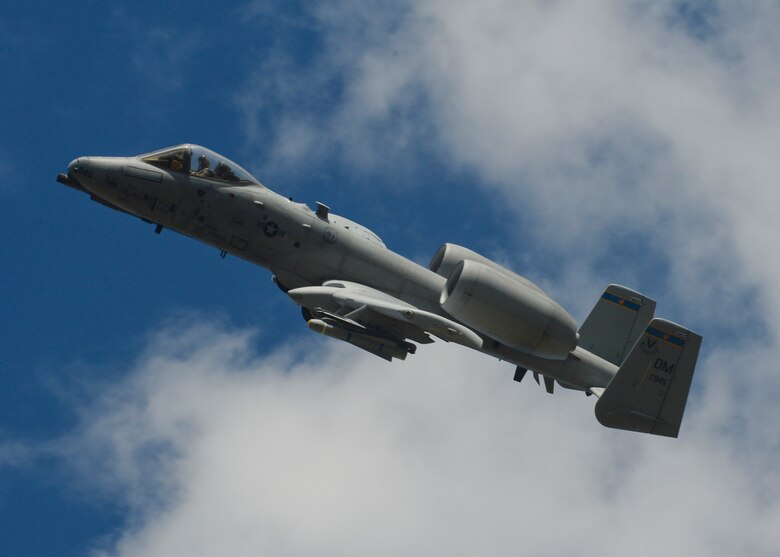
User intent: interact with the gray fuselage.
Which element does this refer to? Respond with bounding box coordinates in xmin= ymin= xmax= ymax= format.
xmin=63 ymin=149 xmax=618 ymax=391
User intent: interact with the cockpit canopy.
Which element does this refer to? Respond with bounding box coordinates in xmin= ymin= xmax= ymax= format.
xmin=139 ymin=144 xmax=260 ymax=186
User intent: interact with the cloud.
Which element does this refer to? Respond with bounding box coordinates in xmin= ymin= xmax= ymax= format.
xmin=211 ymin=6 xmax=780 ymax=552
xmin=236 ymin=1 xmax=780 ymax=328
xmin=105 ymin=7 xmax=205 ymax=94
xmin=29 ymin=318 xmax=778 ymax=557
xmin=9 ymin=3 xmax=778 ymax=555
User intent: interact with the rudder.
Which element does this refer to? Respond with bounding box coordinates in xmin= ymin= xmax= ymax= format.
xmin=594 ymin=318 xmax=702 ymax=438
xmin=578 ymin=285 xmax=656 ymax=366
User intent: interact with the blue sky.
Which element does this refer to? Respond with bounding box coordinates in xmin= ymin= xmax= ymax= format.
xmin=2 ymin=3 xmax=512 ymax=554
xmin=3 ymin=2 xmax=780 ymax=556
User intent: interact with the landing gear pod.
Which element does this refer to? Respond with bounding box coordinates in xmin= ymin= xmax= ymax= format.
xmin=440 ymin=259 xmax=578 ymax=360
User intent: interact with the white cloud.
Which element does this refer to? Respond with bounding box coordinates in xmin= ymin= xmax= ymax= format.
xmin=107 ymin=7 xmax=202 ymax=92
xmin=40 ymin=319 xmax=780 ymax=557
xmin=12 ymin=2 xmax=779 ymax=555
xmin=238 ymin=0 xmax=780 ymax=328
xmin=209 ymin=6 xmax=780 ymax=552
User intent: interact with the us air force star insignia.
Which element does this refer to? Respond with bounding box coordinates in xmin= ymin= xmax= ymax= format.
xmin=263 ymin=221 xmax=280 ymax=237
xmin=323 ymin=228 xmax=338 ymax=244
xmin=640 ymin=336 xmax=659 ymax=355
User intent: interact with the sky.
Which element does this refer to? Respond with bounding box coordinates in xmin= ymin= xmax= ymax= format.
xmin=2 ymin=1 xmax=780 ymax=555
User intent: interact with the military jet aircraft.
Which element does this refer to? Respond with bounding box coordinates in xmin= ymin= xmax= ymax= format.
xmin=58 ymin=145 xmax=702 ymax=437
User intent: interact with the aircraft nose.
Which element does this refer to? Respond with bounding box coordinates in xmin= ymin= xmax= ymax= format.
xmin=68 ymin=157 xmax=86 ymax=175
xmin=67 ymin=157 xmax=96 ymax=184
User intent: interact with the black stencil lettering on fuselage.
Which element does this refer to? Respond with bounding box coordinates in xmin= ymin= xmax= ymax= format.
xmin=654 ymin=358 xmax=676 ymax=375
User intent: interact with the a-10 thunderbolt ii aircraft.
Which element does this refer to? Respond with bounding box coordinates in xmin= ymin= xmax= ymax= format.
xmin=58 ymin=144 xmax=702 ymax=437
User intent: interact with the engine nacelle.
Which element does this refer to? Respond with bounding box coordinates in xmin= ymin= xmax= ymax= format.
xmin=440 ymin=259 xmax=578 ymax=360
xmin=429 ymin=243 xmax=545 ymax=295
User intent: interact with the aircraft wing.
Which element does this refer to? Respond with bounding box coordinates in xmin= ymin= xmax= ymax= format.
xmin=288 ymin=280 xmax=483 ymax=361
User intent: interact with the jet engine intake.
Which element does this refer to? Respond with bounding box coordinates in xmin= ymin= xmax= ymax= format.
xmin=440 ymin=259 xmax=578 ymax=360
xmin=429 ymin=243 xmax=545 ymax=295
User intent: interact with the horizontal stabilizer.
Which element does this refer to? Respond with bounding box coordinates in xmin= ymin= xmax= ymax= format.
xmin=595 ymin=318 xmax=702 ymax=438
xmin=579 ymin=285 xmax=656 ymax=366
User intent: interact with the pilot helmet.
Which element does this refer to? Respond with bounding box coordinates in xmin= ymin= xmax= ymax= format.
xmin=198 ymin=154 xmax=210 ymax=168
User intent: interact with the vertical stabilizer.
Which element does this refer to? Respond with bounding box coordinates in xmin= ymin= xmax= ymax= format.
xmin=594 ymin=318 xmax=702 ymax=438
xmin=578 ymin=285 xmax=656 ymax=366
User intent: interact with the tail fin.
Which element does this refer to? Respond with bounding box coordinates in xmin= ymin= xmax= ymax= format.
xmin=579 ymin=285 xmax=656 ymax=366
xmin=594 ymin=318 xmax=702 ymax=438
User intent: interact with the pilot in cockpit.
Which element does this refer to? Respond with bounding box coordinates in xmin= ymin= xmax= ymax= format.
xmin=195 ymin=154 xmax=214 ymax=177
xmin=214 ymin=161 xmax=238 ymax=181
